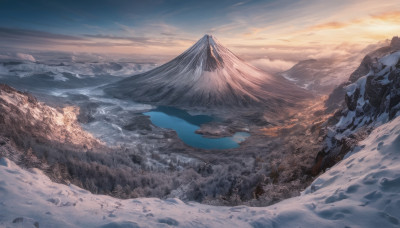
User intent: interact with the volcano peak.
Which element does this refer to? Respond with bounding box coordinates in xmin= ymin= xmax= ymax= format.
xmin=104 ymin=35 xmax=310 ymax=107
xmin=185 ymin=34 xmax=225 ymax=71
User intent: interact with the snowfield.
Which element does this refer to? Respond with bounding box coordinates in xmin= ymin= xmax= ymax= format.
xmin=1 ymin=116 xmax=400 ymax=227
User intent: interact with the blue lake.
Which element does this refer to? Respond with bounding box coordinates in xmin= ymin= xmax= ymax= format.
xmin=144 ymin=106 xmax=250 ymax=150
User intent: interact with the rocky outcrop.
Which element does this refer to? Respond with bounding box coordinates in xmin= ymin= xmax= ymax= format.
xmin=348 ymin=55 xmax=373 ymax=83
xmin=390 ymin=36 xmax=400 ymax=49
xmin=325 ymin=36 xmax=400 ymax=112
xmin=0 ymin=84 xmax=109 ymax=188
xmin=0 ymin=84 xmax=101 ymax=150
xmin=314 ymin=37 xmax=400 ymax=174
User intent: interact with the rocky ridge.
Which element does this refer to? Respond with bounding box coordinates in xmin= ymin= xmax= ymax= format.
xmin=314 ymin=36 xmax=400 ymax=173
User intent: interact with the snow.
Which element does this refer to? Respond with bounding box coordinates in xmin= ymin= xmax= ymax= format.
xmin=0 ymin=60 xmax=156 ymax=79
xmin=330 ymin=49 xmax=400 ymax=147
xmin=104 ymin=34 xmax=308 ymax=107
xmin=379 ymin=51 xmax=400 ymax=67
xmin=335 ymin=110 xmax=355 ymax=130
xmin=0 ymin=88 xmax=101 ymax=149
xmin=1 ymin=115 xmax=400 ymax=227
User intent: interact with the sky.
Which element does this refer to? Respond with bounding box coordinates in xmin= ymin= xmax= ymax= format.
xmin=0 ymin=0 xmax=399 ymax=70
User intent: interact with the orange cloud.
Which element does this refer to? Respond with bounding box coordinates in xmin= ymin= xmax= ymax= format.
xmin=308 ymin=21 xmax=348 ymax=30
xmin=371 ymin=11 xmax=400 ymax=22
xmin=305 ymin=10 xmax=400 ymax=33
xmin=243 ymin=28 xmax=264 ymax=37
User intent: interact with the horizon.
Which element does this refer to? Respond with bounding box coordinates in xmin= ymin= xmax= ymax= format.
xmin=0 ymin=0 xmax=399 ymax=72
xmin=1 ymin=1 xmax=400 ymax=226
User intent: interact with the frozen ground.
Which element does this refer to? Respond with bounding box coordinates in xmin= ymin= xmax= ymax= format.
xmin=1 ymin=115 xmax=400 ymax=227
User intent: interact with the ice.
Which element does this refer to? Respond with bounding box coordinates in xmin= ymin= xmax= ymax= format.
xmin=1 ymin=115 xmax=400 ymax=227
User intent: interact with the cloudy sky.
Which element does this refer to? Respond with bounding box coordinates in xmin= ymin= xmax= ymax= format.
xmin=0 ymin=0 xmax=399 ymax=70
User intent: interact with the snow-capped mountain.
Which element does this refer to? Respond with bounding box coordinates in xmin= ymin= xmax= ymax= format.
xmin=279 ymin=41 xmax=391 ymax=95
xmin=280 ymin=58 xmax=355 ymax=94
xmin=315 ymin=36 xmax=400 ymax=172
xmin=104 ymin=35 xmax=310 ymax=107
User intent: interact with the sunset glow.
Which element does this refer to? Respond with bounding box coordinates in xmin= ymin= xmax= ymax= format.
xmin=0 ymin=0 xmax=399 ymax=61
xmin=1 ymin=1 xmax=400 ymax=226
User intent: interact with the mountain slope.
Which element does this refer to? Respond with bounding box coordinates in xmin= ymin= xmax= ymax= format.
xmin=104 ymin=35 xmax=310 ymax=108
xmin=0 ymin=84 xmax=100 ymax=150
xmin=1 ymin=114 xmax=400 ymax=227
xmin=325 ymin=36 xmax=400 ymax=111
xmin=280 ymin=58 xmax=355 ymax=94
xmin=315 ymin=36 xmax=400 ymax=173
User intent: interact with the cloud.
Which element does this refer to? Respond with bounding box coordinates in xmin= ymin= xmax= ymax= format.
xmin=242 ymin=28 xmax=263 ymax=37
xmin=371 ymin=11 xmax=400 ymax=22
xmin=231 ymin=1 xmax=250 ymax=7
xmin=305 ymin=10 xmax=400 ymax=33
xmin=307 ymin=49 xmax=350 ymax=59
xmin=116 ymin=22 xmax=181 ymax=38
xmin=0 ymin=26 xmax=196 ymax=57
xmin=16 ymin=53 xmax=36 ymax=62
xmin=149 ymin=23 xmax=180 ymax=37
xmin=0 ymin=27 xmax=87 ymax=50
xmin=249 ymin=58 xmax=296 ymax=73
xmin=83 ymin=34 xmax=151 ymax=43
xmin=0 ymin=27 xmax=84 ymax=41
xmin=308 ymin=22 xmax=348 ymax=31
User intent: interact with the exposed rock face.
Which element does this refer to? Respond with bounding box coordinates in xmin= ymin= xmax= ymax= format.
xmin=390 ymin=36 xmax=400 ymax=49
xmin=104 ymin=35 xmax=310 ymax=108
xmin=348 ymin=55 xmax=373 ymax=83
xmin=0 ymin=84 xmax=111 ymax=192
xmin=314 ymin=37 xmax=400 ymax=173
xmin=0 ymin=84 xmax=101 ymax=150
xmin=325 ymin=36 xmax=400 ymax=112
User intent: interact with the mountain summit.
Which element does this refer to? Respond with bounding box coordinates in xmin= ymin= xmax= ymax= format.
xmin=104 ymin=35 xmax=309 ymax=107
xmin=189 ymin=34 xmax=224 ymax=71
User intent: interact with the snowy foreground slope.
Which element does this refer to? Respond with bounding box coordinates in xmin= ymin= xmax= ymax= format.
xmin=1 ymin=117 xmax=400 ymax=227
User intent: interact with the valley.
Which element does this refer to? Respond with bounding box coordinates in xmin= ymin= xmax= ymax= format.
xmin=2 ymin=36 xmax=399 ymax=209
xmin=0 ymin=4 xmax=399 ymax=224
xmin=0 ymin=37 xmax=324 ymax=206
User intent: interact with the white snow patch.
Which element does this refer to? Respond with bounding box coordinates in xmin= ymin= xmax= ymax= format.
xmin=379 ymin=51 xmax=400 ymax=67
